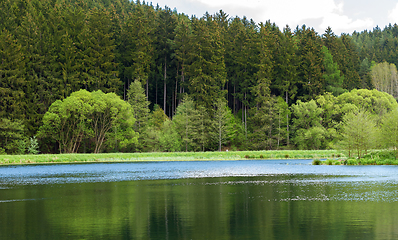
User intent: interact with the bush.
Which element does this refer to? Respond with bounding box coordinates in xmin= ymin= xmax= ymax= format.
xmin=346 ymin=159 xmax=358 ymax=165
xmin=28 ymin=136 xmax=39 ymax=155
xmin=17 ymin=139 xmax=27 ymax=155
xmin=325 ymin=159 xmax=334 ymax=165
xmin=312 ymin=159 xmax=321 ymax=165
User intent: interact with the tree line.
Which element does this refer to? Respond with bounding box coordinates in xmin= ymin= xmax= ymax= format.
xmin=1 ymin=0 xmax=398 ymax=154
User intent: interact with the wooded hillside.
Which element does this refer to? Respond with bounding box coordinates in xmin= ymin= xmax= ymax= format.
xmin=1 ymin=0 xmax=398 ymax=154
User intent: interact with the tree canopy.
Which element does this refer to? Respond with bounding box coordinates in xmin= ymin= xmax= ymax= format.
xmin=2 ymin=0 xmax=398 ymax=154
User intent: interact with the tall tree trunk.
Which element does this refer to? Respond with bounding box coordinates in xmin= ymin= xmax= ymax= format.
xmin=164 ymin=58 xmax=167 ymax=114
xmin=146 ymin=80 xmax=149 ymax=101
xmin=286 ymin=90 xmax=289 ymax=146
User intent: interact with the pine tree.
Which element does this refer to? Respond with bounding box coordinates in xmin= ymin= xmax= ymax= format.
xmin=154 ymin=6 xmax=177 ymax=116
xmin=186 ymin=17 xmax=227 ymax=110
xmin=212 ymin=99 xmax=235 ymax=151
xmin=295 ymin=25 xmax=324 ymax=101
xmin=127 ymin=79 xmax=150 ymax=133
xmin=322 ymin=46 xmax=345 ymax=96
xmin=173 ymin=96 xmax=196 ymax=151
xmin=81 ymin=8 xmax=121 ymax=93
xmin=17 ymin=1 xmax=61 ymax=135
xmin=0 ymin=29 xmax=25 ymax=120
xmin=273 ymin=25 xmax=298 ymax=105
xmin=171 ymin=13 xmax=191 ymax=101
xmin=340 ymin=34 xmax=361 ymax=90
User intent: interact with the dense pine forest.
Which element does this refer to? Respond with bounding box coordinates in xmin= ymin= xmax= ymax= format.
xmin=2 ymin=0 xmax=398 ymax=154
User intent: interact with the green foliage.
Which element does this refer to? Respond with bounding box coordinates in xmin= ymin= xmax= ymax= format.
xmin=28 ymin=136 xmax=39 ymax=155
xmin=186 ymin=17 xmax=227 ymax=109
xmin=338 ymin=110 xmax=377 ymax=158
xmin=150 ymin=105 xmax=169 ymax=131
xmin=159 ymin=120 xmax=182 ymax=152
xmin=291 ymin=99 xmax=338 ymax=150
xmin=16 ymin=139 xmax=28 ymax=155
xmin=0 ymin=118 xmax=26 ymax=154
xmin=370 ymin=61 xmax=398 ymax=98
xmin=127 ymin=79 xmax=150 ymax=133
xmin=0 ymin=29 xmax=25 ymax=120
xmin=380 ymin=110 xmax=398 ymax=158
xmin=336 ymin=89 xmax=398 ymax=117
xmin=82 ymin=8 xmax=121 ymax=93
xmin=172 ymin=96 xmax=197 ymax=151
xmin=3 ymin=0 xmax=398 ymax=153
xmin=295 ymin=25 xmax=324 ymax=101
xmin=249 ymin=97 xmax=290 ymax=150
xmin=39 ymin=89 xmax=137 ymax=153
xmin=322 ymin=46 xmax=346 ymax=96
xmin=212 ymin=99 xmax=236 ymax=151
xmin=312 ymin=159 xmax=321 ymax=165
xmin=38 ymin=89 xmax=93 ymax=153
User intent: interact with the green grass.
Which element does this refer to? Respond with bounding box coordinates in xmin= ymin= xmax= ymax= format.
xmin=0 ymin=150 xmax=344 ymax=165
xmin=315 ymin=150 xmax=398 ymax=165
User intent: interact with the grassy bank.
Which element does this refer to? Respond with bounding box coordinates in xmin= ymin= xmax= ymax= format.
xmin=0 ymin=150 xmax=343 ymax=165
xmin=313 ymin=150 xmax=398 ymax=165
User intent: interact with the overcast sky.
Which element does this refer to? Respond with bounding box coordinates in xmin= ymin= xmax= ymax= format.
xmin=151 ymin=0 xmax=398 ymax=35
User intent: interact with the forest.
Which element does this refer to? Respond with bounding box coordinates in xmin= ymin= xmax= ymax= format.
xmin=2 ymin=0 xmax=398 ymax=154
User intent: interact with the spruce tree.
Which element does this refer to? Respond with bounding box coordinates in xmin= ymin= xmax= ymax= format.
xmin=322 ymin=46 xmax=346 ymax=96
xmin=0 ymin=29 xmax=25 ymax=120
xmin=295 ymin=25 xmax=325 ymax=101
xmin=185 ymin=17 xmax=227 ymax=110
xmin=82 ymin=8 xmax=121 ymax=93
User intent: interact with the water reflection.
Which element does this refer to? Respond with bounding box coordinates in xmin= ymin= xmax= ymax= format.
xmin=1 ymin=160 xmax=398 ymax=239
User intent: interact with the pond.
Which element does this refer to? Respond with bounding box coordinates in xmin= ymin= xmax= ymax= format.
xmin=1 ymin=160 xmax=398 ymax=239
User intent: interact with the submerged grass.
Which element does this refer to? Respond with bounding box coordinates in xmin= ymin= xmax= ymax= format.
xmin=0 ymin=150 xmax=343 ymax=165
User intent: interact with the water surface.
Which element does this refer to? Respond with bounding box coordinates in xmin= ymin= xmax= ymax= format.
xmin=1 ymin=160 xmax=397 ymax=239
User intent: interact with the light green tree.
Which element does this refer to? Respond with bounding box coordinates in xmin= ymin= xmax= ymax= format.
xmin=291 ymin=99 xmax=328 ymax=149
xmin=380 ymin=109 xmax=398 ymax=158
xmin=370 ymin=61 xmax=398 ymax=98
xmin=173 ymin=96 xmax=197 ymax=152
xmin=27 ymin=136 xmax=39 ymax=155
xmin=39 ymin=89 xmax=137 ymax=153
xmin=127 ymin=79 xmax=150 ymax=133
xmin=336 ymin=89 xmax=398 ymax=117
xmin=89 ymin=90 xmax=136 ymax=153
xmin=39 ymin=89 xmax=92 ymax=153
xmin=212 ymin=99 xmax=236 ymax=151
xmin=339 ymin=110 xmax=377 ymax=158
xmin=322 ymin=46 xmax=346 ymax=96
xmin=159 ymin=119 xmax=181 ymax=152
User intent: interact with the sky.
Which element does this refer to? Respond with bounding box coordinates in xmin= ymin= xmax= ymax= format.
xmin=151 ymin=0 xmax=398 ymax=35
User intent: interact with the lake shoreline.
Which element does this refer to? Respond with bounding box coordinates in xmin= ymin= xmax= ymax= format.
xmin=0 ymin=150 xmax=342 ymax=166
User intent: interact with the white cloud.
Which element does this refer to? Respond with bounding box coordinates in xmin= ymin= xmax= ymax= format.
xmin=319 ymin=4 xmax=374 ymax=34
xmin=388 ymin=3 xmax=398 ymax=24
xmin=194 ymin=0 xmax=374 ymax=34
xmin=154 ymin=0 xmax=376 ymax=34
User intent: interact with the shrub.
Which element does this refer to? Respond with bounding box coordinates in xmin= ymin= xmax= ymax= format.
xmin=325 ymin=159 xmax=333 ymax=165
xmin=312 ymin=159 xmax=321 ymax=165
xmin=28 ymin=136 xmax=39 ymax=155
xmin=17 ymin=139 xmax=27 ymax=155
xmin=346 ymin=159 xmax=358 ymax=165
